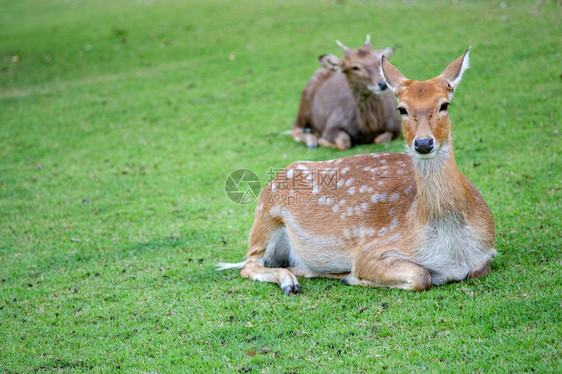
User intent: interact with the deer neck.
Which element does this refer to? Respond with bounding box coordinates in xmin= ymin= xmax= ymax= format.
xmin=353 ymin=91 xmax=384 ymax=133
xmin=412 ymin=141 xmax=473 ymax=223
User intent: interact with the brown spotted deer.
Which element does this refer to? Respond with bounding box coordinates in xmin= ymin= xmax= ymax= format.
xmin=292 ymin=35 xmax=401 ymax=150
xmin=219 ymin=48 xmax=496 ymax=294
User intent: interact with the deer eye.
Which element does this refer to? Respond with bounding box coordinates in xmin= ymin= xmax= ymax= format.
xmin=351 ymin=66 xmax=361 ymax=71
xmin=439 ymin=102 xmax=450 ymax=112
xmin=397 ymin=107 xmax=408 ymax=116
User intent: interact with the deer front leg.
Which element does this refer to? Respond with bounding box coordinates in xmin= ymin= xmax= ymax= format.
xmin=288 ymin=266 xmax=349 ymax=280
xmin=241 ymin=260 xmax=301 ymax=295
xmin=292 ymin=127 xmax=319 ymax=148
xmin=374 ymin=131 xmax=394 ymax=144
xmin=292 ymin=126 xmax=306 ymax=142
xmin=343 ymin=256 xmax=431 ymax=291
xmin=319 ymin=129 xmax=351 ymax=150
xmin=318 ymin=137 xmax=336 ymax=148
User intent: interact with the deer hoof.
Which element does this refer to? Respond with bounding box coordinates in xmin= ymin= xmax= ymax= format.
xmin=305 ymin=133 xmax=319 ymax=148
xmin=341 ymin=274 xmax=358 ymax=286
xmin=282 ymin=284 xmax=301 ymax=295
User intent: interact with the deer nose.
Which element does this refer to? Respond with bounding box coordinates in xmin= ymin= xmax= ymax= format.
xmin=378 ymin=81 xmax=387 ymax=90
xmin=414 ymin=137 xmax=434 ymax=154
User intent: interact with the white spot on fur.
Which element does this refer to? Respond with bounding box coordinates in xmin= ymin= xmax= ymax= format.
xmin=337 ymin=179 xmax=345 ymax=188
xmin=390 ymin=192 xmax=400 ymax=202
xmin=361 ymin=202 xmax=368 ymax=211
xmin=347 ymin=207 xmax=353 ymax=216
xmin=339 ymin=199 xmax=346 ymax=206
xmin=390 ymin=218 xmax=399 ymax=231
xmin=388 ymin=234 xmax=401 ymax=242
xmin=343 ymin=227 xmax=351 ymax=238
xmin=348 ymin=186 xmax=356 ymax=195
xmin=367 ymin=228 xmax=376 ymax=237
xmin=371 ymin=193 xmax=388 ymax=203
xmin=332 ymin=204 xmax=340 ymax=213
xmin=312 ymin=184 xmax=319 ymax=194
xmin=287 ymin=169 xmax=294 ymax=178
xmin=378 ymin=181 xmax=384 ymax=185
xmin=365 ymin=233 xmax=402 ymax=249
xmin=341 ymin=167 xmax=350 ymax=175
xmin=378 ymin=227 xmax=389 ymax=236
xmin=345 ymin=178 xmax=354 ymax=186
xmin=381 ymin=159 xmax=387 ymax=163
xmin=397 ymin=169 xmax=404 ymax=175
xmin=359 ymin=185 xmax=367 ymax=193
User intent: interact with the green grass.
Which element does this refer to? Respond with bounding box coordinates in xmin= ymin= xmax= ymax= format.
xmin=1 ymin=0 xmax=560 ymax=372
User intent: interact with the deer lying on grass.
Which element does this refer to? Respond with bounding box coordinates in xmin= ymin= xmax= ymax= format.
xmin=292 ymin=35 xmax=401 ymax=150
xmin=219 ymin=48 xmax=496 ymax=294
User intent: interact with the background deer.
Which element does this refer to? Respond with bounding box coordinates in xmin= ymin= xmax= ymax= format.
xmin=219 ymin=48 xmax=496 ymax=294
xmin=292 ymin=35 xmax=401 ymax=150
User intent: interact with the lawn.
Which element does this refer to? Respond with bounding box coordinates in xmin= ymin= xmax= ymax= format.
xmin=1 ymin=0 xmax=560 ymax=372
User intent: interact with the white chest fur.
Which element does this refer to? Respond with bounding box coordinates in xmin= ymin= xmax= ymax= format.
xmin=414 ymin=217 xmax=495 ymax=285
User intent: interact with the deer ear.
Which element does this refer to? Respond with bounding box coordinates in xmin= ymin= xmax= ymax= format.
xmin=380 ymin=55 xmax=407 ymax=93
xmin=439 ymin=47 xmax=471 ymax=98
xmin=318 ymin=54 xmax=340 ymax=72
xmin=377 ymin=47 xmax=395 ymax=58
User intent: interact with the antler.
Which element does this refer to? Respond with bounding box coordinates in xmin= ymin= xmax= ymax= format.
xmin=364 ymin=34 xmax=372 ymax=50
xmin=336 ymin=40 xmax=351 ymax=54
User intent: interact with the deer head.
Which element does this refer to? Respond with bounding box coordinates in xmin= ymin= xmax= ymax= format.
xmin=318 ymin=35 xmax=395 ymax=96
xmin=380 ymin=47 xmax=471 ymax=159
